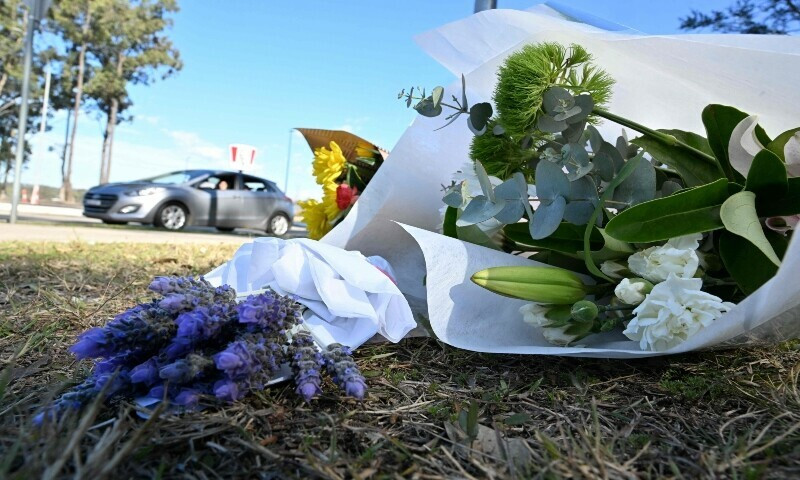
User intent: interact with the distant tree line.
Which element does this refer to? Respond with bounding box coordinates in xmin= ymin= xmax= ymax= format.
xmin=0 ymin=0 xmax=181 ymax=203
xmin=681 ymin=0 xmax=799 ymax=34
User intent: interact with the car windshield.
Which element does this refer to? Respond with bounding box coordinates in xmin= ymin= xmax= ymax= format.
xmin=138 ymin=171 xmax=207 ymax=184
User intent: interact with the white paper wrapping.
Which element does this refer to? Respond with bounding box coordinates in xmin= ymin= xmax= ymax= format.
xmin=317 ymin=5 xmax=800 ymax=356
xmin=204 ymin=237 xmax=415 ymax=349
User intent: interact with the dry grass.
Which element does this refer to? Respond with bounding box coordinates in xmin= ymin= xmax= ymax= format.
xmin=1 ymin=241 xmax=800 ymax=479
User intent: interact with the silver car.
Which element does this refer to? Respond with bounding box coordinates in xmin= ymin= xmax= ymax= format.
xmin=83 ymin=169 xmax=294 ymax=235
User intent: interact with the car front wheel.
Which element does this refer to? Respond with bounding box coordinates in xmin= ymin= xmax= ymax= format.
xmin=267 ymin=213 xmax=290 ymax=236
xmin=155 ymin=203 xmax=188 ymax=231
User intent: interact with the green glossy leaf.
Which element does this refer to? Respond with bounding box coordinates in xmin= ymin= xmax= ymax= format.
xmin=745 ymin=149 xmax=788 ymax=199
xmin=605 ymin=179 xmax=729 ymax=243
xmin=631 ymin=130 xmax=724 ymax=187
xmin=702 ymin=104 xmax=770 ymax=184
xmin=719 ymin=230 xmax=784 ymax=295
xmin=756 ymin=177 xmax=800 ymax=217
xmin=720 ymin=191 xmax=781 ymax=266
xmin=766 ymin=127 xmax=800 ymax=161
xmin=443 ymin=206 xmax=458 ymax=238
xmin=504 ymin=222 xmax=603 ymax=256
xmin=588 ymin=228 xmax=635 ymax=263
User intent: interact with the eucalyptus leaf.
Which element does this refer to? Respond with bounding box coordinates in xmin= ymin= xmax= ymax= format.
xmin=587 ymin=125 xmax=602 ymax=153
xmin=442 ymin=185 xmax=464 ymax=208
xmin=632 ymin=130 xmax=724 ymax=187
xmin=604 ymin=178 xmax=730 ymax=243
xmin=414 ymin=96 xmax=443 ymax=117
xmin=563 ymin=201 xmax=595 ymax=225
xmin=661 ymin=180 xmax=683 ymax=197
xmin=469 ymin=102 xmax=493 ymax=132
xmin=563 ymin=120 xmax=586 ymax=143
xmin=543 ymin=87 xmax=573 ymax=113
xmin=530 ymin=196 xmax=567 ymax=240
xmin=475 ymin=161 xmax=495 ymax=202
xmin=592 ymin=142 xmax=619 ymax=182
xmin=456 ymin=196 xmax=505 ymax=226
xmin=431 ymin=86 xmax=444 ymax=109
xmin=720 ymin=191 xmax=781 ymax=266
xmin=570 ymin=95 xmax=593 ymax=124
xmin=537 ymin=115 xmax=568 ymax=134
xmin=492 ymin=123 xmax=506 ymax=135
xmin=535 ymin=160 xmax=570 ymax=200
xmin=612 ymin=154 xmax=656 ymax=207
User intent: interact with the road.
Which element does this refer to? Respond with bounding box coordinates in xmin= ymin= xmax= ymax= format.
xmin=0 ymin=203 xmax=307 ymax=244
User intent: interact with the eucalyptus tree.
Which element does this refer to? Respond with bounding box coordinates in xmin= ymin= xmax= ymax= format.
xmin=681 ymin=0 xmax=800 ymax=34
xmin=87 ymin=0 xmax=181 ymax=184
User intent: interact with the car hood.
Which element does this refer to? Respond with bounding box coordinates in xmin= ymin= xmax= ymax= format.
xmin=87 ymin=182 xmax=172 ymax=194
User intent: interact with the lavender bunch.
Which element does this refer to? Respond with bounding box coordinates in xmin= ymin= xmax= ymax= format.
xmin=37 ymin=275 xmax=371 ymax=425
xmin=323 ymin=343 xmax=368 ymax=400
xmin=70 ymin=302 xmax=175 ymax=360
xmin=289 ymin=332 xmax=324 ymax=402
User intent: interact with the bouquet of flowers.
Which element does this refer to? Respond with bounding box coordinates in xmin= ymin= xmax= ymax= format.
xmin=295 ymin=129 xmax=387 ymax=239
xmin=37 ymin=276 xmax=367 ymax=424
xmin=402 ymin=42 xmax=800 ymax=352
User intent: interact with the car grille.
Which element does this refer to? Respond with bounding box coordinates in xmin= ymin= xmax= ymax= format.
xmin=83 ymin=193 xmax=118 ymax=213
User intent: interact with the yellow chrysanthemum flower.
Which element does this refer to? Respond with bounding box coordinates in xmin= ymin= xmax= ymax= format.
xmin=298 ymin=198 xmax=331 ymax=240
xmin=312 ymin=141 xmax=347 ymax=186
xmin=322 ymin=182 xmax=341 ymax=221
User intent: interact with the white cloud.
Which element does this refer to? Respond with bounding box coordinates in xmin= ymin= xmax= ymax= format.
xmin=164 ymin=130 xmax=226 ymax=162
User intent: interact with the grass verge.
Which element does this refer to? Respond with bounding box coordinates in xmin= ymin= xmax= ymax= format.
xmin=1 ymin=241 xmax=799 ymax=479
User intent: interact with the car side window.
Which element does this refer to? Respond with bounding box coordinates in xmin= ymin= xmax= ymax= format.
xmin=197 ymin=174 xmax=238 ymax=191
xmin=242 ymin=175 xmax=268 ymax=192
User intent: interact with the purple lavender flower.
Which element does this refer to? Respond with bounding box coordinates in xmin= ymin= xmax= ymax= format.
xmin=289 ymin=332 xmax=324 ymax=402
xmin=213 ymin=379 xmax=244 ymax=402
xmin=130 ymin=358 xmax=161 ymax=385
xmin=213 ymin=341 xmax=260 ymax=380
xmin=323 ymin=343 xmax=368 ymax=400
xmin=70 ymin=327 xmax=113 ymax=359
xmin=175 ymin=303 xmax=235 ymax=341
xmin=159 ymin=354 xmax=213 ymax=384
xmin=236 ymin=290 xmax=301 ymax=333
xmin=157 ymin=277 xmax=237 ymax=314
xmin=149 ymin=276 xmax=208 ymax=295
xmin=174 ymin=388 xmax=204 ymax=409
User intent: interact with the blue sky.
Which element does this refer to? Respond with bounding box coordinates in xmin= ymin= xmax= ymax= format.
xmin=24 ymin=0 xmax=731 ymax=201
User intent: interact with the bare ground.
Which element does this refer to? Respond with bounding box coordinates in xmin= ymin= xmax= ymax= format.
xmin=1 ymin=241 xmax=799 ymax=479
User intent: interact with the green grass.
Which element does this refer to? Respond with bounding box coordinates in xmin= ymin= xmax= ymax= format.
xmin=1 ymin=241 xmax=800 ymax=478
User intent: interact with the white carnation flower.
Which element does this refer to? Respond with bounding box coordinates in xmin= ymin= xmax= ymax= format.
xmin=520 ymin=303 xmax=581 ymax=346
xmin=627 ymin=233 xmax=702 ymax=283
xmin=614 ymin=278 xmax=652 ymax=305
xmin=623 ymin=274 xmax=735 ymax=352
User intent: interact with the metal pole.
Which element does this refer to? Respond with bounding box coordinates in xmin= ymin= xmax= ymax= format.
xmin=284 ymin=128 xmax=293 ymax=193
xmin=32 ymin=64 xmax=51 ymax=205
xmin=8 ymin=10 xmax=36 ymax=224
xmin=474 ymin=0 xmax=497 ymax=13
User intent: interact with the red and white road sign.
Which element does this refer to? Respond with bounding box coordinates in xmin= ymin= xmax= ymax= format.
xmin=229 ymin=144 xmax=257 ymax=171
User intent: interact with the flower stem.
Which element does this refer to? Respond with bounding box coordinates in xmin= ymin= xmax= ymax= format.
xmin=592 ymin=107 xmax=717 ymax=164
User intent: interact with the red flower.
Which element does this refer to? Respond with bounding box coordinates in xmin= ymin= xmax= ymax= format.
xmin=336 ymin=184 xmax=358 ymax=210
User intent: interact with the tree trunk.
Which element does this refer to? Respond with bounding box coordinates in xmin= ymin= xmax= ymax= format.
xmin=100 ymin=54 xmax=124 ymax=184
xmin=61 ymin=109 xmax=71 ymax=181
xmin=61 ymin=5 xmax=91 ymax=203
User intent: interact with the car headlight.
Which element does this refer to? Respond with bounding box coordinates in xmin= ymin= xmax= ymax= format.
xmin=125 ymin=187 xmax=165 ymax=196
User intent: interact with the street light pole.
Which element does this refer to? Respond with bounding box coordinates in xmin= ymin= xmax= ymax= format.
xmin=9 ymin=0 xmax=51 ymax=223
xmin=474 ymin=0 xmax=497 ymax=13
xmin=284 ymin=128 xmax=293 ymax=194
xmin=8 ymin=9 xmax=36 ymax=223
